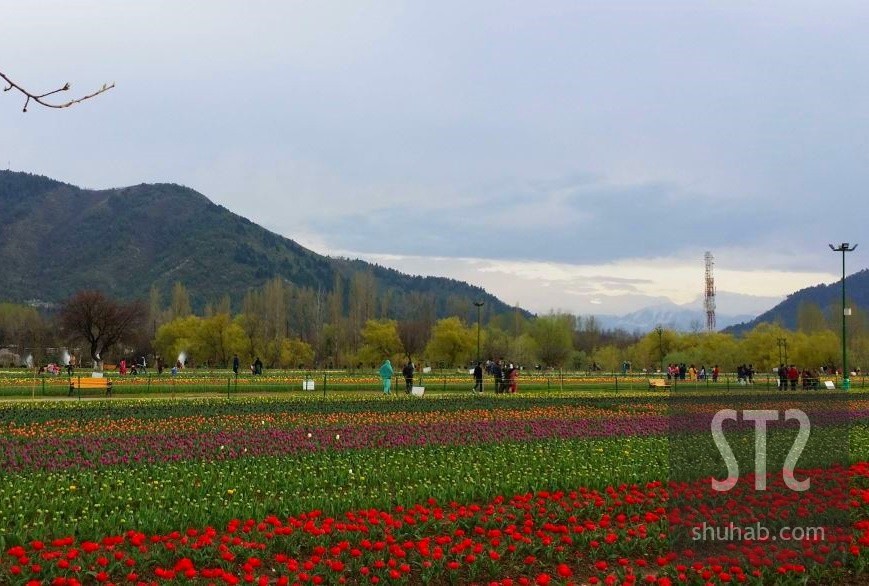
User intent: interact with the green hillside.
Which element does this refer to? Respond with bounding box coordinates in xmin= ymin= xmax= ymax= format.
xmin=0 ymin=171 xmax=522 ymax=321
xmin=725 ymin=269 xmax=869 ymax=335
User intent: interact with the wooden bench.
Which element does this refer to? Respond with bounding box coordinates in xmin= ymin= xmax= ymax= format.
xmin=648 ymin=378 xmax=671 ymax=390
xmin=69 ymin=377 xmax=113 ymax=397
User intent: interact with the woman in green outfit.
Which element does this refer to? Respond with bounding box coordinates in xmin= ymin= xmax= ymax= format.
xmin=379 ymin=359 xmax=394 ymax=394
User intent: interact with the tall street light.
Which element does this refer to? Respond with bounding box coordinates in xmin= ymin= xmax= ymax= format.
xmin=474 ymin=301 xmax=485 ymax=365
xmin=654 ymin=325 xmax=664 ymax=373
xmin=829 ymin=243 xmax=858 ymax=389
xmin=777 ymin=337 xmax=788 ymax=365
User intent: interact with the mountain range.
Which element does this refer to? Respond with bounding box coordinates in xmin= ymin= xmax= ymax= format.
xmin=593 ymin=289 xmax=775 ymax=332
xmin=0 ymin=171 xmax=520 ymax=321
xmin=595 ymin=302 xmax=756 ymax=334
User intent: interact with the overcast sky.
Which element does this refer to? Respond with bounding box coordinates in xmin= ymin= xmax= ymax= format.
xmin=3 ymin=1 xmax=866 ymax=317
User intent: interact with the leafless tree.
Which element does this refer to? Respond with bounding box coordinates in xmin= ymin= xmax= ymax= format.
xmin=59 ymin=291 xmax=145 ymax=370
xmin=397 ymin=318 xmax=431 ymax=362
xmin=1 ymin=70 xmax=114 ymax=112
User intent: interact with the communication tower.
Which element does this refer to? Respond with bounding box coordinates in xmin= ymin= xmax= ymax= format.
xmin=704 ymin=251 xmax=716 ymax=332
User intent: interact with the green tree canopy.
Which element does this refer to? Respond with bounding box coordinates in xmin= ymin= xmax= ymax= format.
xmin=280 ymin=338 xmax=315 ymax=369
xmin=357 ymin=319 xmax=403 ymax=367
xmin=530 ymin=314 xmax=574 ymax=367
xmin=425 ymin=317 xmax=475 ymax=367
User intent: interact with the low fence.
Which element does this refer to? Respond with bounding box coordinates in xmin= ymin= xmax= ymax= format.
xmin=0 ymin=369 xmax=864 ymax=399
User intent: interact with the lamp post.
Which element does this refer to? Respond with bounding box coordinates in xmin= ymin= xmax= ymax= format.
xmin=777 ymin=337 xmax=788 ymax=366
xmin=654 ymin=325 xmax=664 ymax=373
xmin=474 ymin=301 xmax=485 ymax=365
xmin=829 ymin=243 xmax=858 ymax=389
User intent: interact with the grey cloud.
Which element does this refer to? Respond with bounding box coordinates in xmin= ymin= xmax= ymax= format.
xmin=306 ymin=176 xmax=761 ymax=264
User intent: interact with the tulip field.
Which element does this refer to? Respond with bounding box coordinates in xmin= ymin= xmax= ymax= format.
xmin=1 ymin=388 xmax=869 ymax=585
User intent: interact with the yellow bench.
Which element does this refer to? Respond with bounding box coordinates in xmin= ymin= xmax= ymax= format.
xmin=648 ymin=378 xmax=671 ymax=390
xmin=69 ymin=377 xmax=113 ymax=397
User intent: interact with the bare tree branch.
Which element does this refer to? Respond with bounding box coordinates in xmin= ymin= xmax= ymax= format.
xmin=1 ymin=70 xmax=114 ymax=112
xmin=59 ymin=291 xmax=145 ymax=370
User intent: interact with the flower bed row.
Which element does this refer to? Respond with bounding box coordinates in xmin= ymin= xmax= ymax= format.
xmin=0 ymin=403 xmax=663 ymax=439
xmin=3 ymin=462 xmax=868 ymax=585
xmin=0 ymin=416 xmax=672 ymax=473
xmin=0 ymin=395 xmax=664 ymax=425
xmin=1 ymin=404 xmax=860 ymax=474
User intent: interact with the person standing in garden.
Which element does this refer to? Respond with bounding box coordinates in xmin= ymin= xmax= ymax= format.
xmin=508 ymin=363 xmax=519 ymax=393
xmin=473 ymin=361 xmax=483 ymax=392
xmin=788 ymin=364 xmax=799 ymax=390
xmin=232 ymin=353 xmax=240 ymax=375
xmin=402 ymin=360 xmax=414 ymax=394
xmin=380 ymin=359 xmax=394 ymax=395
xmin=253 ymin=356 xmax=263 ymax=375
xmin=491 ymin=359 xmax=503 ymax=394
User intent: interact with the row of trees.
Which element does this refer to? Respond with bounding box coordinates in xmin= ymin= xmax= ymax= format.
xmin=1 ymin=282 xmax=867 ymax=373
xmin=146 ymin=282 xmax=869 ymax=372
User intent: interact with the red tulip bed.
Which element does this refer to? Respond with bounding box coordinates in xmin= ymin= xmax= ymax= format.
xmin=1 ymin=392 xmax=868 ymax=585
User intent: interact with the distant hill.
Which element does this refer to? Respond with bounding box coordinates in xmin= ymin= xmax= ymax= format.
xmin=724 ymin=269 xmax=869 ymax=335
xmin=0 ymin=170 xmax=523 ymax=320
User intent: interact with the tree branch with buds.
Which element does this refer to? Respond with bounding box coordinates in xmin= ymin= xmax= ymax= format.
xmin=1 ymin=70 xmax=114 ymax=112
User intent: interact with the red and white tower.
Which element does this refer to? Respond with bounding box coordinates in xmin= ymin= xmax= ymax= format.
xmin=704 ymin=251 xmax=716 ymax=332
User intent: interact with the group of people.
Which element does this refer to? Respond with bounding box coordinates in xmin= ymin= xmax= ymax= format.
xmin=38 ymin=363 xmax=64 ymax=375
xmin=735 ymin=364 xmax=755 ymax=385
xmin=777 ymin=364 xmax=821 ymax=390
xmin=115 ymin=353 xmax=265 ymax=376
xmin=475 ymin=359 xmax=519 ymax=393
xmin=666 ymin=363 xmax=720 ymax=383
xmin=378 ymin=359 xmax=417 ymax=395
xmin=117 ymin=356 xmax=149 ymax=375
xmin=376 ymin=358 xmax=520 ymax=395
xmin=230 ymin=354 xmax=263 ymax=376
xmin=37 ymin=355 xmax=78 ymax=376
